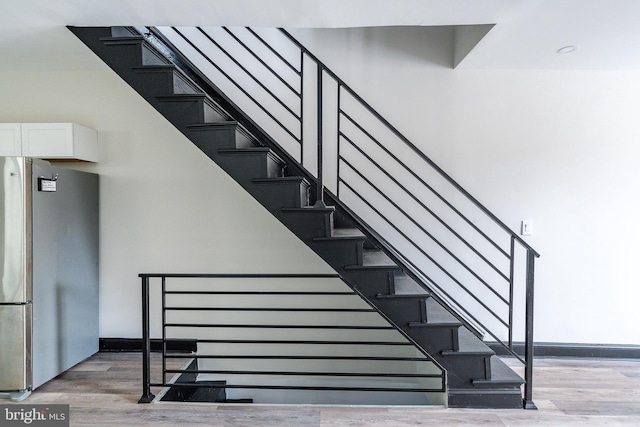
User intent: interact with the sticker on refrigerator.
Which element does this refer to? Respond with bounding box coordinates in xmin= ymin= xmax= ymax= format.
xmin=38 ymin=176 xmax=57 ymax=192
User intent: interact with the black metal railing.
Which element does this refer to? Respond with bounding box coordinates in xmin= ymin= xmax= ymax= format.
xmin=145 ymin=26 xmax=539 ymax=408
xmin=138 ymin=273 xmax=446 ymax=405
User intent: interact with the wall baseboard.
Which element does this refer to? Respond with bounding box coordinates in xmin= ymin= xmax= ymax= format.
xmin=100 ymin=338 xmax=639 ymax=359
xmin=99 ymin=338 xmax=197 ymax=353
xmin=487 ymin=342 xmax=640 ymax=359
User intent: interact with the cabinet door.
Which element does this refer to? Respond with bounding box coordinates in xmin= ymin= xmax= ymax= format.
xmin=21 ymin=123 xmax=74 ymax=158
xmin=0 ymin=123 xmax=22 ymax=156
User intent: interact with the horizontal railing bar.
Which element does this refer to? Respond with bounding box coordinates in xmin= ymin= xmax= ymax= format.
xmin=339 ymin=178 xmax=511 ymax=329
xmin=340 ymin=111 xmax=509 ymax=259
xmin=245 ymin=27 xmax=301 ymax=75
xmin=280 ymin=26 xmax=537 ymax=255
xmin=151 ymin=382 xmax=445 ymax=393
xmin=184 ymin=339 xmax=412 ymax=346
xmin=164 ymin=291 xmax=356 ymax=295
xmin=340 ymin=160 xmax=511 ymax=309
xmin=223 ymin=27 xmax=301 ymax=96
xmin=340 ymin=139 xmax=511 ymax=296
xmin=165 ymin=354 xmax=434 ymax=362
xmin=164 ymin=323 xmax=394 ymax=330
xmin=339 ymin=131 xmax=510 ymax=281
xmin=139 ymin=273 xmax=340 ymax=278
xmin=171 ymin=27 xmax=301 ymax=144
xmin=197 ymin=27 xmax=301 ymax=120
xmin=340 ymin=156 xmax=510 ymax=306
xmin=165 ymin=369 xmax=441 ymax=378
xmin=164 ymin=307 xmax=376 ymax=312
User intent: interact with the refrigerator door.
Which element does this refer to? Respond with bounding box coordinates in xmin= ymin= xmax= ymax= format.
xmin=0 ymin=157 xmax=31 ymax=304
xmin=0 ymin=304 xmax=31 ymax=391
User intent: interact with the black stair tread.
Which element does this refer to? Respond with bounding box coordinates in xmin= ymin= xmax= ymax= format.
xmin=187 ymin=121 xmax=239 ymax=128
xmin=376 ymin=293 xmax=430 ymax=300
xmin=131 ymin=64 xmax=176 ymax=71
xmin=441 ymin=327 xmax=494 ymax=356
xmin=472 ymin=356 xmax=524 ymax=386
xmin=218 ymin=147 xmax=272 ymax=154
xmin=252 ymin=176 xmax=309 ymax=184
xmin=100 ymin=35 xmax=145 ymax=43
xmin=156 ymin=93 xmax=207 ymax=100
xmin=281 ymin=206 xmax=336 ymax=213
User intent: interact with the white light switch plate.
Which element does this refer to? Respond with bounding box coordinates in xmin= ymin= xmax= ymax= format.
xmin=521 ymin=220 xmax=533 ymax=236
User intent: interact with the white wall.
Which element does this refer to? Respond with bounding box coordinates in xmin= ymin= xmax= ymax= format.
xmin=0 ymin=68 xmax=334 ymax=338
xmin=1 ymin=25 xmax=639 ymax=346
xmin=289 ymin=27 xmax=640 ymax=345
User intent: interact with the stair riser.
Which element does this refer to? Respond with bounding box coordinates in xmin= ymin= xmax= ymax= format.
xmin=155 ymin=98 xmax=219 ymax=126
xmin=448 ymin=391 xmax=522 ymax=409
xmin=375 ymin=299 xmax=425 ymax=328
xmin=249 ymin=182 xmax=309 ymax=210
xmin=278 ymin=211 xmax=333 ymax=241
xmin=217 ymin=154 xmax=283 ymax=182
xmin=130 ymin=70 xmax=200 ymax=101
xmin=308 ymin=239 xmax=364 ymax=268
xmin=340 ymin=270 xmax=396 ymax=300
xmin=189 ymin=126 xmax=242 ymax=150
xmin=406 ymin=326 xmax=460 ymax=353
xmin=439 ymin=355 xmax=491 ymax=387
xmin=130 ymin=70 xmax=176 ymax=99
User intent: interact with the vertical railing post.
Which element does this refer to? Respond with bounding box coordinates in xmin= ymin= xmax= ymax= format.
xmin=523 ymin=250 xmax=537 ymax=409
xmin=314 ymin=64 xmax=326 ymax=207
xmin=138 ymin=274 xmax=155 ymax=403
xmin=508 ymin=236 xmax=516 ymax=350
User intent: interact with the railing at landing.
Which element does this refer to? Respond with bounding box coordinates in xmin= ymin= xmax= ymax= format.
xmin=143 ymin=26 xmax=539 ymax=408
xmin=138 ymin=273 xmax=447 ymax=405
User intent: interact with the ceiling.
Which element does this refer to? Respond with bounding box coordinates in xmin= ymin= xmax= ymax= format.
xmin=1 ymin=0 xmax=640 ymax=70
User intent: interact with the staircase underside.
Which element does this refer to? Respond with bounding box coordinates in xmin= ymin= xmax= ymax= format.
xmin=69 ymin=25 xmax=525 ymax=408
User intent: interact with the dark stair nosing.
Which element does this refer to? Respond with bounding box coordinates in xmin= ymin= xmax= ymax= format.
xmin=187 ymin=121 xmax=239 ymax=130
xmin=376 ymin=293 xmax=430 ymax=300
xmin=252 ymin=177 xmax=309 ymax=185
xmin=281 ymin=207 xmax=336 ymax=213
xmin=131 ymin=64 xmax=176 ymax=72
xmin=100 ymin=35 xmax=145 ymax=45
xmin=218 ymin=147 xmax=272 ymax=155
xmin=156 ymin=93 xmax=207 ymax=101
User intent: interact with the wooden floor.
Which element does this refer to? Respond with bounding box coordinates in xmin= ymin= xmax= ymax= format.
xmin=4 ymin=352 xmax=640 ymax=426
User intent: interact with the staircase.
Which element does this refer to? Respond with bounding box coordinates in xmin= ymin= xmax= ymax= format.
xmin=69 ymin=25 xmax=536 ymax=408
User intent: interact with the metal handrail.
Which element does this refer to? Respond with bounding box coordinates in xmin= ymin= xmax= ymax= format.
xmin=145 ymin=26 xmax=538 ymax=408
xmin=138 ymin=273 xmax=447 ymax=404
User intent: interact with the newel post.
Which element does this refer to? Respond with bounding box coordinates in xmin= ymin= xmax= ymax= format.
xmin=138 ymin=274 xmax=155 ymax=403
xmin=523 ymin=250 xmax=537 ymax=409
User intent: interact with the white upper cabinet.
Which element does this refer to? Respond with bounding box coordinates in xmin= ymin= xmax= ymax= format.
xmin=21 ymin=123 xmax=98 ymax=162
xmin=0 ymin=123 xmax=98 ymax=162
xmin=0 ymin=123 xmax=22 ymax=156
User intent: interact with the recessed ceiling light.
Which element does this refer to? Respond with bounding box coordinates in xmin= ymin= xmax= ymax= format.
xmin=557 ymin=45 xmax=578 ymax=54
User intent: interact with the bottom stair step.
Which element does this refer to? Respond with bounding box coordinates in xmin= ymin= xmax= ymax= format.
xmin=448 ymin=386 xmax=523 ymax=409
xmin=159 ymin=381 xmax=227 ymax=402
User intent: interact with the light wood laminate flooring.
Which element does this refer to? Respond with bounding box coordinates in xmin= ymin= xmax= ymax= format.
xmin=4 ymin=352 xmax=640 ymax=426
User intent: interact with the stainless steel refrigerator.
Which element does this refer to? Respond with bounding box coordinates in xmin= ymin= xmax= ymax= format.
xmin=0 ymin=157 xmax=99 ymax=401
